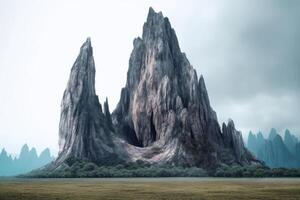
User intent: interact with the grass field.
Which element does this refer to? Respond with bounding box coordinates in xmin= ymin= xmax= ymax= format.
xmin=0 ymin=178 xmax=300 ymax=200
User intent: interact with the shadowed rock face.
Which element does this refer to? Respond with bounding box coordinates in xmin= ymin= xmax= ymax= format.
xmin=54 ymin=7 xmax=260 ymax=170
xmin=56 ymin=38 xmax=124 ymax=166
xmin=112 ymin=7 xmax=260 ymax=168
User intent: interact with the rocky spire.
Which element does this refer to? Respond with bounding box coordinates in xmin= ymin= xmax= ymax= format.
xmin=103 ymin=97 xmax=113 ymax=131
xmin=39 ymin=148 xmax=51 ymax=159
xmin=284 ymin=129 xmax=299 ymax=155
xmin=113 ymin=7 xmax=200 ymax=147
xmin=56 ymin=38 xmax=122 ymax=166
xmin=38 ymin=8 xmax=261 ymax=173
xmin=222 ymin=119 xmax=247 ymax=163
xmin=0 ymin=148 xmax=8 ymax=157
xmin=19 ymin=144 xmax=30 ymax=159
xmin=112 ymin=7 xmax=259 ymax=168
xmin=268 ymin=128 xmax=278 ymax=140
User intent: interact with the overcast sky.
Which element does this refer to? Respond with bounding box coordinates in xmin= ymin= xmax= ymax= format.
xmin=1 ymin=0 xmax=299 ymax=156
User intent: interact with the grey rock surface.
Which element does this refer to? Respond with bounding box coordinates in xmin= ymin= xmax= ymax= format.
xmin=52 ymin=7 xmax=260 ymax=171
xmin=55 ymin=38 xmax=126 ymax=167
xmin=112 ymin=7 xmax=260 ymax=168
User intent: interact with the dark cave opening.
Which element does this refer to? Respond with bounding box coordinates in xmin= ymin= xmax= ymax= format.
xmin=122 ymin=124 xmax=142 ymax=147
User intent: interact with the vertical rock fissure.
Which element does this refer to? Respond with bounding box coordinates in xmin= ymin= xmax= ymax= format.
xmin=124 ymin=124 xmax=141 ymax=147
xmin=150 ymin=111 xmax=157 ymax=143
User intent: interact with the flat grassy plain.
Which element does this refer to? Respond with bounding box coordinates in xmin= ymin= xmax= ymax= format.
xmin=0 ymin=178 xmax=300 ymax=200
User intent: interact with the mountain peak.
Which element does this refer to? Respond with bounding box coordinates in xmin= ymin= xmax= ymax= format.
xmin=80 ymin=37 xmax=92 ymax=51
xmin=42 ymin=8 xmax=261 ymax=173
xmin=39 ymin=148 xmax=51 ymax=158
xmin=0 ymin=148 xmax=7 ymax=157
xmin=0 ymin=146 xmax=54 ymax=176
xmin=21 ymin=144 xmax=29 ymax=153
xmin=142 ymin=7 xmax=178 ymax=53
xmin=112 ymin=8 xmax=259 ymax=168
xmin=29 ymin=147 xmax=37 ymax=154
xmin=63 ymin=38 xmax=96 ymax=109
xmin=269 ymin=128 xmax=278 ymax=140
xmin=147 ymin=7 xmax=163 ymax=23
xmin=57 ymin=38 xmax=123 ymax=165
xmin=147 ymin=7 xmax=155 ymax=18
xmin=257 ymin=131 xmax=264 ymax=139
xmin=227 ymin=119 xmax=235 ymax=128
xmin=103 ymin=97 xmax=113 ymax=131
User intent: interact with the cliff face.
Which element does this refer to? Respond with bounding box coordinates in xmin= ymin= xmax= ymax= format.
xmin=53 ymin=7 xmax=260 ymax=171
xmin=111 ymin=7 xmax=259 ymax=168
xmin=56 ymin=38 xmax=125 ymax=166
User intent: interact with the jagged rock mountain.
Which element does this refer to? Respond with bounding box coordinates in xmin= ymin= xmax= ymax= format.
xmin=284 ymin=129 xmax=298 ymax=155
xmin=268 ymin=128 xmax=278 ymax=140
xmin=55 ymin=38 xmax=127 ymax=167
xmin=111 ymin=7 xmax=259 ymax=168
xmin=0 ymin=149 xmax=13 ymax=175
xmin=257 ymin=132 xmax=265 ymax=150
xmin=221 ymin=120 xmax=254 ymax=164
xmin=247 ymin=131 xmax=256 ymax=154
xmin=103 ymin=98 xmax=114 ymax=132
xmin=0 ymin=145 xmax=54 ymax=176
xmin=44 ymin=7 xmax=260 ymax=173
xmin=247 ymin=129 xmax=300 ymax=168
xmin=258 ymin=134 xmax=297 ymax=168
xmin=39 ymin=148 xmax=52 ymax=166
xmin=247 ymin=131 xmax=264 ymax=156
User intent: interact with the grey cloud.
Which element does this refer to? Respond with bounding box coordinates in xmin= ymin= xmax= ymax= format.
xmin=175 ymin=0 xmax=300 ymax=137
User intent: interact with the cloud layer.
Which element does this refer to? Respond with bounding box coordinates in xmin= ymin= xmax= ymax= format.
xmin=173 ymin=0 xmax=300 ymax=137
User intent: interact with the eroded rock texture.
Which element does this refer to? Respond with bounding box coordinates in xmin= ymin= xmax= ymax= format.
xmin=112 ymin=7 xmax=260 ymax=168
xmin=54 ymin=7 xmax=260 ymax=170
xmin=56 ymin=38 xmax=125 ymax=166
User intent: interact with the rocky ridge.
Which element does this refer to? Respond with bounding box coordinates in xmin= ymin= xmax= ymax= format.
xmin=247 ymin=129 xmax=300 ymax=168
xmin=49 ymin=7 xmax=260 ymax=172
xmin=0 ymin=144 xmax=53 ymax=176
xmin=111 ymin=7 xmax=259 ymax=168
xmin=55 ymin=38 xmax=127 ymax=167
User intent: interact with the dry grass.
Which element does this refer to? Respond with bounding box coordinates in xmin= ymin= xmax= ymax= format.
xmin=0 ymin=178 xmax=300 ymax=200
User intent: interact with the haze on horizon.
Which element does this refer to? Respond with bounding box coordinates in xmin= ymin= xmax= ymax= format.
xmin=0 ymin=0 xmax=299 ymax=156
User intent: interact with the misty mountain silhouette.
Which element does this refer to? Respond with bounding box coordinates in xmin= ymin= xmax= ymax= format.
xmin=247 ymin=129 xmax=300 ymax=168
xmin=0 ymin=144 xmax=54 ymax=176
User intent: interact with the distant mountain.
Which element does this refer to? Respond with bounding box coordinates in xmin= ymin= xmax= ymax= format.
xmin=9 ymin=7 xmax=262 ymax=178
xmin=247 ymin=129 xmax=300 ymax=168
xmin=247 ymin=131 xmax=264 ymax=156
xmin=0 ymin=149 xmax=14 ymax=175
xmin=284 ymin=129 xmax=298 ymax=155
xmin=268 ymin=128 xmax=278 ymax=140
xmin=0 ymin=144 xmax=54 ymax=176
xmin=258 ymin=134 xmax=296 ymax=168
xmin=44 ymin=7 xmax=261 ymax=175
